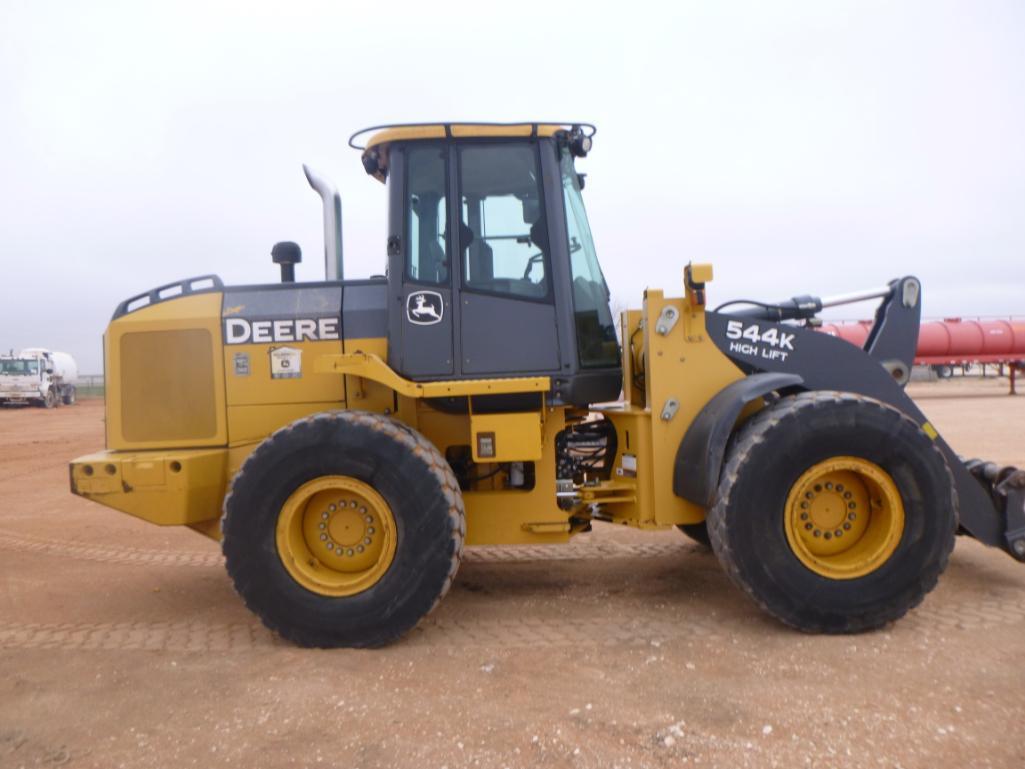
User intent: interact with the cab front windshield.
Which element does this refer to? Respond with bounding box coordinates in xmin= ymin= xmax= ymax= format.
xmin=560 ymin=148 xmax=619 ymax=368
xmin=0 ymin=359 xmax=39 ymax=376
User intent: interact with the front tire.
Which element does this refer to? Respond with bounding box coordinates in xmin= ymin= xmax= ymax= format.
xmin=707 ymin=391 xmax=956 ymax=633
xmin=222 ymin=411 xmax=465 ymax=648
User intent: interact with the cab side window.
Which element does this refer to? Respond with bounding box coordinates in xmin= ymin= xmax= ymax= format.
xmin=406 ymin=145 xmax=449 ymax=284
xmin=458 ymin=144 xmax=548 ymax=300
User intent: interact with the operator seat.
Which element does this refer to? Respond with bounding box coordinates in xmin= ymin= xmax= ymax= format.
xmin=424 ymin=238 xmax=448 ymax=282
xmin=463 ymin=223 xmax=494 ymax=283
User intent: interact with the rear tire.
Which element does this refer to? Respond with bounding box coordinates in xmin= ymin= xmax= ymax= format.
xmin=222 ymin=410 xmax=465 ymax=648
xmin=707 ymin=391 xmax=956 ymax=633
xmin=62 ymin=386 xmax=76 ymax=405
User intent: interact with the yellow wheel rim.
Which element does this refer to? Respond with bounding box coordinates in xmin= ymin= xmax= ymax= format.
xmin=783 ymin=456 xmax=904 ymax=580
xmin=275 ymin=476 xmax=397 ymax=597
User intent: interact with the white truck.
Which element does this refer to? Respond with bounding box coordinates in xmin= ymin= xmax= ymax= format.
xmin=0 ymin=348 xmax=78 ymax=408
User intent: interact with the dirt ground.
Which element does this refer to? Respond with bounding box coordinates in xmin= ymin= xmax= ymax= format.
xmin=1 ymin=378 xmax=1023 ymax=769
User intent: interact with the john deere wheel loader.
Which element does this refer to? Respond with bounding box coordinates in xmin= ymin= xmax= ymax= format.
xmin=70 ymin=123 xmax=1025 ymax=647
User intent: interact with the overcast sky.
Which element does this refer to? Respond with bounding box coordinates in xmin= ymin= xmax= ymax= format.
xmin=1 ymin=0 xmax=1023 ymax=373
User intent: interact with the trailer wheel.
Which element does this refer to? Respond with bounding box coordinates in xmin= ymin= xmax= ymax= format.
xmin=676 ymin=522 xmax=711 ymax=548
xmin=221 ymin=410 xmax=465 ymax=648
xmin=707 ymin=391 xmax=956 ymax=633
xmin=61 ymin=386 xmax=76 ymax=405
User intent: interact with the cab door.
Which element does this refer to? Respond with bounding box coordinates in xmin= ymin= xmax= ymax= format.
xmin=455 ymin=143 xmax=561 ymax=376
xmin=391 ymin=143 xmax=455 ymax=378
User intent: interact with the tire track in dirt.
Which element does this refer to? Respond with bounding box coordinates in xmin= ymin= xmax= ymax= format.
xmin=3 ymin=529 xmax=1022 ymax=651
xmin=0 ymin=531 xmax=223 ymax=568
xmin=0 ymin=529 xmax=695 ymax=568
xmin=1 ymin=598 xmax=1023 ymax=652
xmin=0 ymin=618 xmax=707 ymax=652
xmin=904 ymin=596 xmax=1025 ymax=634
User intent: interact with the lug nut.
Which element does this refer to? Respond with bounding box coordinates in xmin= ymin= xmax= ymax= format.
xmin=843 ymin=491 xmax=852 ymax=499
xmin=319 ymin=533 xmax=328 ymax=541
xmin=326 ymin=542 xmax=334 ymax=550
xmin=364 ymin=515 xmax=373 ymax=524
xmin=836 ymin=484 xmax=844 ymax=492
xmin=814 ymin=485 xmax=822 ymax=493
xmin=843 ymin=522 xmax=852 ymax=530
xmin=800 ymin=501 xmax=809 ymax=509
xmin=350 ymin=501 xmax=358 ymax=508
xmin=347 ymin=549 xmax=354 ymax=556
xmin=824 ymin=532 xmax=832 ymax=540
xmin=834 ymin=529 xmax=843 ymax=537
xmin=813 ymin=529 xmax=822 ymax=537
xmin=804 ymin=523 xmax=813 ymax=531
xmin=848 ymin=502 xmax=856 ymax=509
xmin=825 ymin=482 xmax=833 ymax=490
xmin=359 ymin=506 xmax=367 ymax=514
xmin=321 ymin=512 xmax=329 ymax=520
xmin=368 ymin=527 xmax=375 ymax=534
xmin=800 ymin=512 xmax=809 ymax=521
xmin=329 ymin=504 xmax=337 ymax=512
xmin=319 ymin=522 xmax=326 ymax=530
xmin=357 ymin=545 xmax=365 ymax=553
xmin=363 ymin=537 xmax=372 ymax=545
xmin=848 ymin=512 xmax=857 ymax=521
xmin=805 ymin=492 xmax=813 ymax=500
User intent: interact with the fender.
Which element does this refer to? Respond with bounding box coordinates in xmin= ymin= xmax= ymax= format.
xmin=702 ymin=310 xmax=1008 ymax=551
xmin=674 ymin=372 xmax=804 ymax=508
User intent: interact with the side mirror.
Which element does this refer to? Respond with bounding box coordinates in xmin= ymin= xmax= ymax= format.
xmin=45 ymin=367 xmax=54 ymax=374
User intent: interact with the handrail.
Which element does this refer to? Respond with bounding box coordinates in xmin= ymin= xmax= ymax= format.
xmin=314 ymin=352 xmax=550 ymax=399
xmin=111 ymin=275 xmax=223 ymax=320
xmin=348 ymin=121 xmax=596 ymax=151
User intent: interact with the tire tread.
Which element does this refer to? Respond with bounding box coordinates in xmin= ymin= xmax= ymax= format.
xmin=220 ymin=410 xmax=465 ymax=648
xmin=707 ymin=390 xmax=957 ymax=633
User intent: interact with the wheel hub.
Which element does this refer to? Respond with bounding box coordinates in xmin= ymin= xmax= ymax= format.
xmin=309 ymin=491 xmax=384 ymax=570
xmin=276 ymin=476 xmax=396 ymax=596
xmin=327 ymin=507 xmax=368 ymax=547
xmin=784 ymin=457 xmax=904 ymax=579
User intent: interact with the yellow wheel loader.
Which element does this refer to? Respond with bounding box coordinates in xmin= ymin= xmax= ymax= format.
xmin=70 ymin=123 xmax=1025 ymax=647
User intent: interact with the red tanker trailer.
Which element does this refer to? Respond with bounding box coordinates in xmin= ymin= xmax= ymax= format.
xmin=820 ymin=318 xmax=1025 ymax=393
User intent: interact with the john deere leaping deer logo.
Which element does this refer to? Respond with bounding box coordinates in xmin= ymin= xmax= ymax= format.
xmin=406 ymin=291 xmax=444 ymax=325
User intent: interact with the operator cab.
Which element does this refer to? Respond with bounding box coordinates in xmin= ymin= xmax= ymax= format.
xmin=352 ymin=123 xmax=621 ymax=406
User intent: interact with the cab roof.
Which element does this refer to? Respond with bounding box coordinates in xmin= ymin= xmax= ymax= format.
xmin=349 ymin=122 xmax=595 ymax=182
xmin=350 ymin=122 xmax=580 ymax=151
